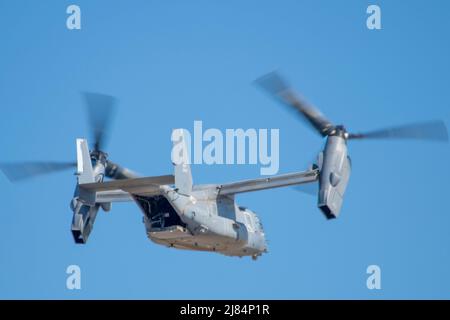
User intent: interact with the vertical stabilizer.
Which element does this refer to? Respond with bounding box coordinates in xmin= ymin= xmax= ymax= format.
xmin=171 ymin=129 xmax=193 ymax=195
xmin=76 ymin=138 xmax=95 ymax=184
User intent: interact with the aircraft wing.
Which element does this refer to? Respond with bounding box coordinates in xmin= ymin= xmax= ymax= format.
xmin=216 ymin=169 xmax=319 ymax=196
xmin=95 ymin=190 xmax=134 ymax=203
xmin=79 ymin=174 xmax=174 ymax=198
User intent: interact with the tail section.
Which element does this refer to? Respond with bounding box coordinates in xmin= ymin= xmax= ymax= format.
xmin=171 ymin=129 xmax=193 ymax=195
xmin=76 ymin=138 xmax=95 ymax=184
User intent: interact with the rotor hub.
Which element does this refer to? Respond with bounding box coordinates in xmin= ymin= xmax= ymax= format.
xmin=328 ymin=125 xmax=348 ymax=139
xmin=90 ymin=150 xmax=108 ymax=166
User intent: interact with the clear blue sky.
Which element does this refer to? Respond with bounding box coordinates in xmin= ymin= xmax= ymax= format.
xmin=0 ymin=0 xmax=449 ymax=299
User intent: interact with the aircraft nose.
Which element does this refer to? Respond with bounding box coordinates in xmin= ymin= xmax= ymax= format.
xmin=261 ymin=235 xmax=269 ymax=253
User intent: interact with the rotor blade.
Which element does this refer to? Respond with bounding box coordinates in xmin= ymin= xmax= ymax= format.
xmin=348 ymin=120 xmax=449 ymax=142
xmin=255 ymin=71 xmax=334 ymax=136
xmin=105 ymin=160 xmax=139 ymax=180
xmin=83 ymin=92 xmax=117 ymax=151
xmin=0 ymin=161 xmax=76 ymax=182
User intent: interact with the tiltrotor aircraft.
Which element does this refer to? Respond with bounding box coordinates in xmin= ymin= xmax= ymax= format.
xmin=1 ymin=72 xmax=448 ymax=260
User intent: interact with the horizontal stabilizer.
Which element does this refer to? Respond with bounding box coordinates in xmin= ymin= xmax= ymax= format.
xmin=217 ymin=169 xmax=319 ymax=196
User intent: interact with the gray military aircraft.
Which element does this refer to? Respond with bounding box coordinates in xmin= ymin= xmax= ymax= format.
xmin=1 ymin=73 xmax=448 ymax=260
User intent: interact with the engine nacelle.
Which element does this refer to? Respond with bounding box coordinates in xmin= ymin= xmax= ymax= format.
xmin=70 ymin=197 xmax=100 ymax=243
xmin=70 ymin=138 xmax=107 ymax=243
xmin=318 ymin=135 xmax=351 ymax=219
